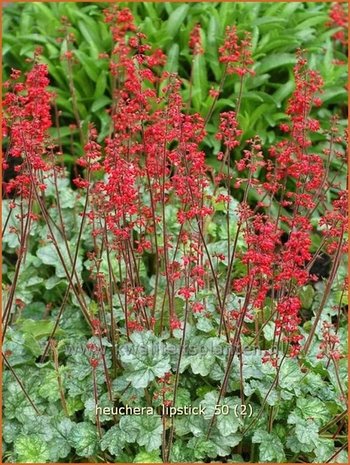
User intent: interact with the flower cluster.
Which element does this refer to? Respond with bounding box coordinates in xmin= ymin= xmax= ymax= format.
xmin=189 ymin=23 xmax=204 ymax=55
xmin=219 ymin=26 xmax=254 ymax=76
xmin=327 ymin=2 xmax=348 ymax=46
xmin=3 ymin=58 xmax=53 ymax=197
xmin=317 ymin=321 xmax=344 ymax=361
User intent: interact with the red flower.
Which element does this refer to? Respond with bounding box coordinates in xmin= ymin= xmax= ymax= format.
xmin=219 ymin=27 xmax=254 ymax=76
xmin=189 ymin=23 xmax=204 ymax=55
xmin=327 ymin=3 xmax=348 ymax=45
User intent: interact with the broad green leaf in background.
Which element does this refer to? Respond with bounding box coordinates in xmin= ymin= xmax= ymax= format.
xmin=166 ymin=5 xmax=190 ymax=38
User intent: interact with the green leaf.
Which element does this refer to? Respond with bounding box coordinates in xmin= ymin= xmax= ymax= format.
xmin=286 ymin=434 xmax=312 ymax=454
xmin=94 ymin=71 xmax=108 ymax=98
xmin=14 ymin=435 xmax=50 ymax=463
xmin=20 ymin=43 xmax=36 ymax=57
xmin=38 ymin=369 xmax=61 ymax=402
xmin=134 ymin=450 xmax=162 ymax=463
xmin=296 ymin=420 xmax=319 ymax=446
xmin=49 ymin=125 xmax=77 ymax=140
xmin=3 ymin=420 xmax=21 ymax=444
xmin=196 ymin=315 xmax=214 ymax=332
xmin=164 ymin=43 xmax=179 ymax=74
xmin=187 ymin=437 xmax=217 ymax=460
xmin=36 ymin=242 xmax=83 ymax=279
xmin=206 ymin=15 xmax=221 ymax=81
xmin=245 ymin=378 xmax=279 ymax=406
xmin=278 ymin=358 xmax=303 ymax=394
xmin=313 ymin=438 xmax=336 ymax=462
xmin=256 ymin=53 xmax=296 ymax=74
xmin=253 ymin=16 xmax=287 ymax=27
xmin=100 ymin=425 xmax=126 ymax=456
xmin=209 ymin=431 xmax=242 ymax=457
xmin=32 ymin=2 xmax=59 ymax=26
xmin=119 ymin=415 xmax=140 ymax=443
xmin=295 ymin=14 xmax=329 ymax=30
xmin=18 ymin=319 xmax=55 ymax=340
xmin=200 ymin=391 xmax=242 ymax=436
xmin=294 ymin=396 xmax=330 ymax=426
xmin=84 ymin=393 xmax=114 ymax=424
xmin=3 ymin=381 xmax=40 ymax=421
xmin=17 ymin=33 xmax=49 ymax=45
xmin=77 ymin=20 xmax=100 ymax=58
xmin=166 ymin=5 xmax=189 ymax=38
xmin=252 ymin=429 xmax=286 ymax=462
xmin=189 ymin=352 xmax=216 ymax=376
xmin=74 ymin=50 xmax=99 ymax=81
xmin=120 ymin=414 xmax=163 ymax=452
xmin=249 ymin=103 xmax=273 ymax=128
xmin=169 ymin=439 xmax=193 ymax=462
xmin=263 ymin=321 xmax=275 ymax=341
xmin=120 ymin=331 xmax=171 ymax=389
xmin=69 ymin=422 xmax=99 ymax=457
xmin=192 ymin=54 xmax=208 ymax=112
xmin=48 ymin=418 xmax=74 ymax=461
xmin=91 ymin=96 xmax=111 ymax=113
xmin=322 ymin=87 xmax=347 ymax=104
xmin=136 ymin=416 xmax=163 ymax=451
xmin=175 ymin=387 xmax=191 ymax=407
xmin=300 ymin=285 xmax=315 ymax=309
xmin=143 ymin=3 xmax=158 ymax=21
xmin=97 ymin=110 xmax=112 ymax=142
xmin=66 ymin=397 xmax=84 ymax=416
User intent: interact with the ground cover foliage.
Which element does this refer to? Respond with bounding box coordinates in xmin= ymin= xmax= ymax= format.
xmin=2 ymin=2 xmax=348 ymax=463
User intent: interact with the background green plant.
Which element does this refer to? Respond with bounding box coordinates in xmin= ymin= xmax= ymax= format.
xmin=3 ymin=2 xmax=347 ymax=161
xmin=2 ymin=2 xmax=348 ymax=463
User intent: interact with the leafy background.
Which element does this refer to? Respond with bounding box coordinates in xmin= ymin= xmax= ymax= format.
xmin=2 ymin=1 xmax=348 ymax=463
xmin=3 ymin=1 xmax=347 ymax=159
